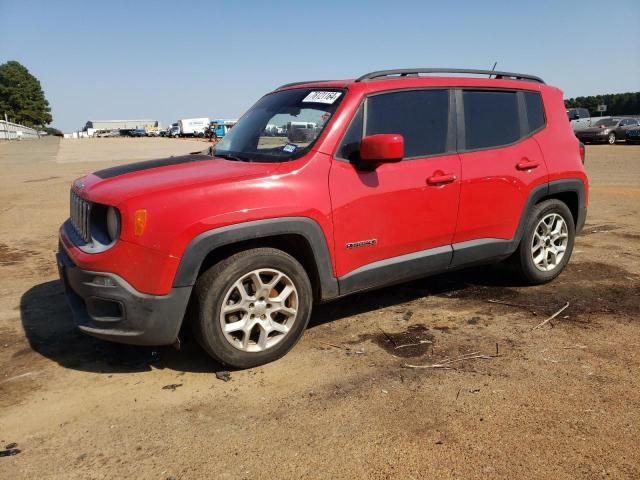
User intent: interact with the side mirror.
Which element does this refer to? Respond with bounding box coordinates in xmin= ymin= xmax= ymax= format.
xmin=359 ymin=134 xmax=404 ymax=167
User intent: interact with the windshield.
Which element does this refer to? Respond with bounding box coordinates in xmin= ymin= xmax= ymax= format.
xmin=595 ymin=118 xmax=618 ymax=127
xmin=213 ymin=88 xmax=345 ymax=162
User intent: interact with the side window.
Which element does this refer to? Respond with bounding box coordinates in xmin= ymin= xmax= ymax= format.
xmin=365 ymin=89 xmax=449 ymax=157
xmin=336 ymin=104 xmax=363 ymax=162
xmin=579 ymin=108 xmax=589 ymax=119
xmin=524 ymin=91 xmax=545 ymax=133
xmin=463 ymin=90 xmax=520 ymax=150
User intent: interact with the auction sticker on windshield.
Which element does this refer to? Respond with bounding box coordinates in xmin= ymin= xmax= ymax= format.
xmin=302 ymin=91 xmax=342 ymax=104
xmin=282 ymin=143 xmax=297 ymax=153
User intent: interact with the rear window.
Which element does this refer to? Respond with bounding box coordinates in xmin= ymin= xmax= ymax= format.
xmin=463 ymin=90 xmax=520 ymax=150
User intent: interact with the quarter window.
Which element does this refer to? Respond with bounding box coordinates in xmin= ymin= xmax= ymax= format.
xmin=463 ymin=90 xmax=520 ymax=150
xmin=365 ymin=89 xmax=449 ymax=157
xmin=524 ymin=91 xmax=545 ymax=133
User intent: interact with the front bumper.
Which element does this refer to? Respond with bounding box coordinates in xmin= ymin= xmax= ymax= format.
xmin=56 ymin=245 xmax=192 ymax=346
xmin=576 ymin=133 xmax=608 ymax=143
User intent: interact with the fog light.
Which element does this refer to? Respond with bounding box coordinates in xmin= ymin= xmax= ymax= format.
xmin=134 ymin=209 xmax=147 ymax=236
xmin=91 ymin=276 xmax=116 ymax=287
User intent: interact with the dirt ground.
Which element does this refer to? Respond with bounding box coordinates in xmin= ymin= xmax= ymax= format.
xmin=0 ymin=137 xmax=639 ymax=479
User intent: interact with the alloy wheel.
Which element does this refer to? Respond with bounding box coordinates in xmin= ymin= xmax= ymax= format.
xmin=219 ymin=269 xmax=299 ymax=352
xmin=531 ymin=213 xmax=569 ymax=272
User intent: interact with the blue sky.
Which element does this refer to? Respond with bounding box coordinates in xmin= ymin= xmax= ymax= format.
xmin=1 ymin=0 xmax=639 ymax=131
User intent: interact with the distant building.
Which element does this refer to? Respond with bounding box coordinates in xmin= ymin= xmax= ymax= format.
xmin=84 ymin=119 xmax=160 ymax=131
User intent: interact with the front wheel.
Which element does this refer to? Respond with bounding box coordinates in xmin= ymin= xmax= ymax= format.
xmin=192 ymin=248 xmax=313 ymax=368
xmin=511 ymin=199 xmax=575 ymax=285
xmin=608 ymin=132 xmax=616 ymax=144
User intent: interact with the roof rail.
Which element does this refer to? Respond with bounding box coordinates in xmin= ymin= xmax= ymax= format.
xmin=276 ymin=80 xmax=335 ymax=89
xmin=356 ymin=68 xmax=545 ymax=84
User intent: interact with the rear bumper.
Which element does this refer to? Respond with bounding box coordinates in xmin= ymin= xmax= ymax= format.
xmin=56 ymin=245 xmax=191 ymax=346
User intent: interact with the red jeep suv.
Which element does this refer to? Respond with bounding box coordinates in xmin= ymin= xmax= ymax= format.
xmin=57 ymin=68 xmax=588 ymax=368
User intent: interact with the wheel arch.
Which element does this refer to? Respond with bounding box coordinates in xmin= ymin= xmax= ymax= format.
xmin=173 ymin=217 xmax=339 ymax=302
xmin=516 ymin=179 xmax=587 ymax=247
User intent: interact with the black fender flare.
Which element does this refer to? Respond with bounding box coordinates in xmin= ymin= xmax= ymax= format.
xmin=516 ymin=178 xmax=587 ymax=243
xmin=172 ymin=217 xmax=339 ymax=301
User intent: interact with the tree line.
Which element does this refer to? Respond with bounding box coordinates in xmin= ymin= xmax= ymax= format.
xmin=564 ymin=92 xmax=640 ymax=116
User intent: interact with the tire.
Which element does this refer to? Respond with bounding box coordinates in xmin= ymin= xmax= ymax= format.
xmin=511 ymin=199 xmax=575 ymax=285
xmin=192 ymin=247 xmax=313 ymax=368
xmin=608 ymin=132 xmax=616 ymax=144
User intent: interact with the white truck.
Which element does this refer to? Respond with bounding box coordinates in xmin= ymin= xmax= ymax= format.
xmin=567 ymin=108 xmax=592 ymax=131
xmin=178 ymin=117 xmax=210 ymax=137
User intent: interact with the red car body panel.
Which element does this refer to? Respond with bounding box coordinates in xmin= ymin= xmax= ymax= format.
xmin=536 ymin=87 xmax=589 ymax=205
xmin=61 ymin=153 xmax=336 ymax=295
xmin=453 ymin=137 xmax=548 ymax=243
xmin=329 ymin=152 xmax=461 ymax=277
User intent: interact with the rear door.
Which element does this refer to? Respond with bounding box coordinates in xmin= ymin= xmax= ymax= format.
xmin=453 ymin=89 xmax=548 ymax=262
xmin=329 ymin=89 xmax=461 ymax=289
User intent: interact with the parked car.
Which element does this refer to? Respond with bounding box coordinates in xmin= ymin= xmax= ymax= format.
xmin=567 ymin=107 xmax=592 ymax=131
xmin=625 ymin=126 xmax=640 ymax=144
xmin=575 ymin=117 xmax=640 ymax=144
xmin=57 ymin=68 xmax=588 ymax=368
xmin=119 ymin=128 xmax=147 ymax=137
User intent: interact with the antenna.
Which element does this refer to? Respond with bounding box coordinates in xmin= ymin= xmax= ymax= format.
xmin=489 ymin=62 xmax=497 ymax=78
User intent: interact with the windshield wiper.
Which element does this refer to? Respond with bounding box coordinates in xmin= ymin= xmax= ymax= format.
xmin=215 ymin=152 xmax=250 ymax=162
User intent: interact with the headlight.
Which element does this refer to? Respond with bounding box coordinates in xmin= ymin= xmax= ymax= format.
xmin=106 ymin=207 xmax=120 ymax=242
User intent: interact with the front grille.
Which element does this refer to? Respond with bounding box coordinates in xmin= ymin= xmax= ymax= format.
xmin=70 ymin=190 xmax=92 ymax=243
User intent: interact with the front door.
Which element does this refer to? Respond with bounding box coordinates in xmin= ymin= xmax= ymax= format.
xmin=329 ymin=89 xmax=461 ymax=293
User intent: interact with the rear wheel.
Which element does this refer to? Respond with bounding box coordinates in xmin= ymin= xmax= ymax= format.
xmin=511 ymin=199 xmax=575 ymax=284
xmin=193 ymin=248 xmax=312 ymax=368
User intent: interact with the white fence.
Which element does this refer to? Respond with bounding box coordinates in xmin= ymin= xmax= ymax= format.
xmin=0 ymin=120 xmax=40 ymax=140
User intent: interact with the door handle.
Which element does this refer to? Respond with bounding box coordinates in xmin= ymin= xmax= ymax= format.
xmin=516 ymin=159 xmax=540 ymax=170
xmin=427 ymin=173 xmax=457 ymax=186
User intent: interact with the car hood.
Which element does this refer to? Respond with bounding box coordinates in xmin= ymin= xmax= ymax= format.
xmin=74 ymin=153 xmax=282 ymax=206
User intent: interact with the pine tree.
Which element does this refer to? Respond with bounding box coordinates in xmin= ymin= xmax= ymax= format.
xmin=0 ymin=60 xmax=53 ymax=127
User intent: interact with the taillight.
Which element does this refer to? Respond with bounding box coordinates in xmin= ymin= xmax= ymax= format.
xmin=579 ymin=142 xmax=586 ymax=164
